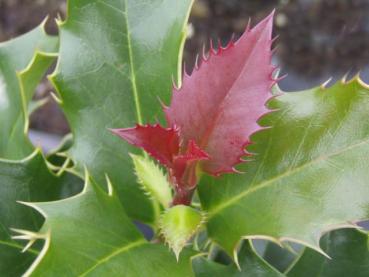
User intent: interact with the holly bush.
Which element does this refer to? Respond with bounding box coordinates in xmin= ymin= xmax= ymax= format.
xmin=0 ymin=1 xmax=368 ymax=276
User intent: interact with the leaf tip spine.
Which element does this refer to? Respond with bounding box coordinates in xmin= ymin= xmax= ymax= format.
xmin=50 ymin=91 xmax=63 ymax=105
xmin=104 ymin=174 xmax=114 ymax=196
xmin=321 ymin=77 xmax=333 ymax=89
xmin=39 ymin=16 xmax=49 ymax=34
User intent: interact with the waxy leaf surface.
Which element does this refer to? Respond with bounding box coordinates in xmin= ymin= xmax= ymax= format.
xmin=21 ymin=177 xmax=195 ymax=277
xmin=0 ymin=25 xmax=64 ymax=276
xmin=165 ymin=13 xmax=275 ymax=175
xmin=0 ymin=151 xmax=82 ymax=276
xmin=199 ymin=79 xmax=369 ymax=255
xmin=0 ymin=24 xmax=58 ymax=159
xmin=51 ymin=0 xmax=194 ymax=223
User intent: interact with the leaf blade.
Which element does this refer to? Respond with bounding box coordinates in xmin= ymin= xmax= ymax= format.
xmin=0 ymin=23 xmax=58 ymax=159
xmin=165 ymin=13 xmax=275 ymax=175
xmin=51 ymin=0 xmax=194 ymax=223
xmin=111 ymin=124 xmax=180 ymax=167
xmin=21 ymin=177 xmax=195 ymax=277
xmin=0 ymin=150 xmax=83 ymax=276
xmin=199 ymin=79 xmax=369 ymax=254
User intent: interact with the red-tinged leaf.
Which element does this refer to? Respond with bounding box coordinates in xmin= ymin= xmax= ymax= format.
xmin=110 ymin=124 xmax=180 ymax=167
xmin=175 ymin=140 xmax=209 ymax=165
xmin=111 ymin=124 xmax=209 ymax=193
xmin=172 ymin=140 xmax=209 ymax=188
xmin=165 ymin=12 xmax=276 ymax=176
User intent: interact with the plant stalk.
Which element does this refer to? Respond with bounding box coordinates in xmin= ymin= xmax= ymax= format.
xmin=172 ymin=187 xmax=194 ymax=206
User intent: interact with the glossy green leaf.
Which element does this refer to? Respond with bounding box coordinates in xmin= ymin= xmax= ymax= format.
xmin=0 ymin=150 xmax=82 ymax=276
xmin=193 ymin=241 xmax=283 ymax=277
xmin=199 ymin=79 xmax=369 ymax=255
xmin=50 ymin=0 xmax=194 ymax=223
xmin=18 ymin=175 xmax=195 ymax=277
xmin=0 ymin=22 xmax=58 ymax=159
xmin=287 ymin=229 xmax=369 ymax=276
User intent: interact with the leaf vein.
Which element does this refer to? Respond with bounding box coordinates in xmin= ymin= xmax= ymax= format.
xmin=208 ymin=136 xmax=369 ymax=217
xmin=123 ymin=0 xmax=143 ymax=124
xmin=78 ymin=239 xmax=146 ymax=276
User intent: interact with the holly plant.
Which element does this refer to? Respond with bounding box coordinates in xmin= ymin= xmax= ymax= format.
xmin=0 ymin=1 xmax=368 ymax=276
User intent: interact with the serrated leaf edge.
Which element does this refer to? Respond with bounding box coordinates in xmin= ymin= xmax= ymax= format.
xmin=0 ymin=19 xmax=58 ymax=157
xmin=165 ymin=11 xmax=278 ymax=176
xmin=11 ymin=168 xmax=112 ymax=276
xmin=207 ymin=76 xmax=369 ymax=217
xmin=15 ymin=229 xmax=51 ymax=277
xmin=208 ymin=75 xmax=369 ymax=269
xmin=16 ymin=19 xmax=58 ymax=135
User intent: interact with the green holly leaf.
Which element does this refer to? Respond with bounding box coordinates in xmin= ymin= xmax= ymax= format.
xmin=16 ymin=175 xmax=195 ymax=276
xmin=0 ymin=150 xmax=82 ymax=276
xmin=198 ymin=79 xmax=369 ymax=256
xmin=160 ymin=205 xmax=205 ymax=260
xmin=0 ymin=21 xmax=58 ymax=159
xmin=192 ymin=241 xmax=283 ymax=277
xmin=50 ymin=0 xmax=194 ymax=223
xmin=287 ymin=229 xmax=369 ymax=277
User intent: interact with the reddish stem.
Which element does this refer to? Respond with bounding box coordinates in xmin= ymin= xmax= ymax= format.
xmin=172 ymin=187 xmax=194 ymax=206
xmin=169 ymin=163 xmax=198 ymax=206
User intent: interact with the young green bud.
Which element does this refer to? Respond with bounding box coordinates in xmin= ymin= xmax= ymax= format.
xmin=160 ymin=205 xmax=206 ymax=260
xmin=131 ymin=154 xmax=172 ymax=208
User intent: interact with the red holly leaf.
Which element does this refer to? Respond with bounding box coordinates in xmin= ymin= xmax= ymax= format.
xmin=110 ymin=124 xmax=180 ymax=167
xmin=165 ymin=12 xmax=276 ymax=176
xmin=111 ymin=125 xmax=209 ymax=188
xmin=111 ymin=13 xmax=278 ymax=205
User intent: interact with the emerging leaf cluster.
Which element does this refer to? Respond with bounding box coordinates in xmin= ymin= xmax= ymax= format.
xmin=0 ymin=1 xmax=368 ymax=276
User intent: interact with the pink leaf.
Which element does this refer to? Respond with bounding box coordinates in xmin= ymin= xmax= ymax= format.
xmin=111 ymin=125 xmax=209 ymax=190
xmin=110 ymin=124 xmax=180 ymax=167
xmin=165 ymin=12 xmax=276 ymax=176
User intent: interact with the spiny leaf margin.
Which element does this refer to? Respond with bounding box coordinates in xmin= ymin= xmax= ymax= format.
xmin=198 ymin=76 xmax=369 ymax=258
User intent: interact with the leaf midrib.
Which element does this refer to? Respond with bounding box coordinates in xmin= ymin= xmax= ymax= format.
xmin=122 ymin=0 xmax=142 ymax=124
xmin=78 ymin=0 xmax=142 ymax=124
xmin=78 ymin=239 xmax=146 ymax=276
xmin=208 ymin=136 xmax=369 ymax=218
xmin=198 ymin=25 xmax=270 ymax=154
